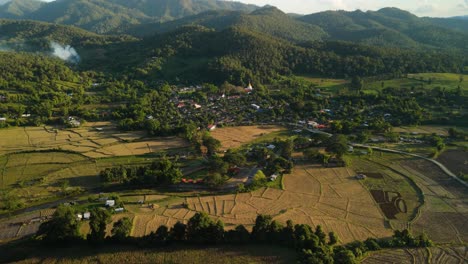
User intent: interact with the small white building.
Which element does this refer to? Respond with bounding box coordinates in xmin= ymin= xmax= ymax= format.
xmin=251 ymin=104 xmax=260 ymax=110
xmin=270 ymin=173 xmax=279 ymax=181
xmin=83 ymin=212 xmax=91 ymax=220
xmin=114 ymin=208 xmax=124 ymax=213
xmin=266 ymin=144 xmax=276 ymax=150
xmin=105 ymin=200 xmax=115 ymax=207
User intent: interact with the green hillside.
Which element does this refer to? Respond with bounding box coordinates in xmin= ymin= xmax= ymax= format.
xmin=126 ymin=6 xmax=327 ymax=43
xmin=0 ymin=19 xmax=136 ymax=50
xmin=299 ymin=8 xmax=468 ymax=53
xmin=107 ymin=0 xmax=256 ymax=20
xmin=0 ymin=0 xmax=43 ymax=19
xmin=0 ymin=0 xmax=258 ymax=34
xmin=76 ymin=24 xmax=464 ymax=85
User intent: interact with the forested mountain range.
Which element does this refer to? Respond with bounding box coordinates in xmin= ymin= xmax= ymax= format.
xmin=298 ymin=8 xmax=468 ymax=52
xmin=0 ymin=1 xmax=467 ymax=86
xmin=0 ymin=19 xmax=136 ymax=52
xmin=0 ymin=0 xmax=257 ymax=33
xmin=125 ymin=7 xmax=327 ymax=42
xmin=0 ymin=0 xmax=467 ymax=54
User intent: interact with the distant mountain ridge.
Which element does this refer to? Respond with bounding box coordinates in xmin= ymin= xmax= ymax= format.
xmin=0 ymin=0 xmax=258 ymax=33
xmin=298 ymin=8 xmax=468 ymax=52
xmin=0 ymin=1 xmax=467 ymax=54
xmin=125 ymin=6 xmax=327 ymax=43
xmin=0 ymin=0 xmax=44 ymax=19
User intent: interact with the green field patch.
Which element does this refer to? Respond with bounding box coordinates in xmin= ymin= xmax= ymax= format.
xmin=365 ymin=73 xmax=468 ymax=93
xmin=297 ymin=75 xmax=348 ymax=90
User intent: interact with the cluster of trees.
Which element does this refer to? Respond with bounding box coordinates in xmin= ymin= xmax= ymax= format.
xmin=303 ymin=134 xmax=349 ymax=166
xmin=203 ymin=150 xmax=245 ymax=187
xmin=99 ymin=158 xmax=182 ymax=186
xmin=37 ymin=206 xmax=434 ymax=264
xmin=37 ymin=205 xmax=131 ymax=243
xmin=0 ymin=52 xmax=88 ymax=126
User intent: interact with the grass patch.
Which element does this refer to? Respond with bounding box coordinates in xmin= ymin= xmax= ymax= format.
xmin=266 ymin=175 xmax=283 ymax=189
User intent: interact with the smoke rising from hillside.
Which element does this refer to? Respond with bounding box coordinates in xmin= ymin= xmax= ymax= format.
xmin=50 ymin=42 xmax=80 ymax=63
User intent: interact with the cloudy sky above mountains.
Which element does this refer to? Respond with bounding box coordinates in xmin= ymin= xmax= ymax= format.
xmin=233 ymin=0 xmax=468 ymax=17
xmin=36 ymin=0 xmax=468 ymax=17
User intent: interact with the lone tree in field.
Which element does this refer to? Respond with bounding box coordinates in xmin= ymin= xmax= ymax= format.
xmin=111 ymin=217 xmax=132 ymax=241
xmin=37 ymin=205 xmax=81 ymax=243
xmin=87 ymin=208 xmax=111 ymax=242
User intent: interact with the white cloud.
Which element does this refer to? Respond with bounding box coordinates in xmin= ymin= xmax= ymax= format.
xmin=231 ymin=0 xmax=468 ymax=17
xmin=415 ymin=4 xmax=436 ymax=14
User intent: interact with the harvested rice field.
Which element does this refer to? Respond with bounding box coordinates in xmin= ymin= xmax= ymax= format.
xmin=0 ymin=124 xmax=188 ymax=158
xmin=211 ymin=125 xmax=285 ymax=151
xmin=363 ymin=246 xmax=468 ymax=264
xmin=122 ymin=165 xmax=392 ymax=243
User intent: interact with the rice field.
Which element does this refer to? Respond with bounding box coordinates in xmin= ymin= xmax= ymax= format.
xmin=211 ymin=125 xmax=285 ymax=151
xmin=123 ymin=165 xmax=392 ymax=243
xmin=0 ymin=123 xmax=188 ymax=158
xmin=363 ymin=246 xmax=468 ymax=264
xmin=353 ymin=151 xmax=468 ymax=244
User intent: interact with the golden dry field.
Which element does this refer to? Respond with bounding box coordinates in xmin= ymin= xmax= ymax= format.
xmin=121 ymin=165 xmax=391 ymax=243
xmin=0 ymin=123 xmax=188 ymax=213
xmin=211 ymin=125 xmax=285 ymax=151
xmin=0 ymin=122 xmax=188 ymax=158
xmin=363 ymin=246 xmax=468 ymax=264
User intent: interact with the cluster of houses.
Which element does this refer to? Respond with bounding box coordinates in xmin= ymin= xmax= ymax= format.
xmin=172 ymin=83 xmax=260 ymax=130
xmin=76 ymin=198 xmax=124 ymax=221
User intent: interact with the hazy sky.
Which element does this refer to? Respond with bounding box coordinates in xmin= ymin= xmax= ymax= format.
xmin=231 ymin=0 xmax=468 ymax=17
xmin=37 ymin=0 xmax=468 ymax=17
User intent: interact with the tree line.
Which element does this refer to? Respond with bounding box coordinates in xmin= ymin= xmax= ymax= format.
xmin=36 ymin=205 xmax=434 ymax=264
xmin=100 ymin=157 xmax=182 ymax=186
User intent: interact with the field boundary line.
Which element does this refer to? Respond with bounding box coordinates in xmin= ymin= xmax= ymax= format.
xmin=23 ymin=127 xmax=31 ymax=147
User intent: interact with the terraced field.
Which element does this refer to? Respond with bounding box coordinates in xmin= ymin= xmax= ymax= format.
xmin=0 ymin=122 xmax=188 ymax=158
xmin=124 ymin=165 xmax=391 ymax=243
xmin=363 ymin=246 xmax=468 ymax=264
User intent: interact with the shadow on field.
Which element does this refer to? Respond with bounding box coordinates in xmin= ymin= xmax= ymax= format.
xmin=0 ymin=239 xmax=296 ymax=263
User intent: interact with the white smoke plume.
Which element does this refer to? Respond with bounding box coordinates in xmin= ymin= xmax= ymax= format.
xmin=50 ymin=41 xmax=80 ymax=63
